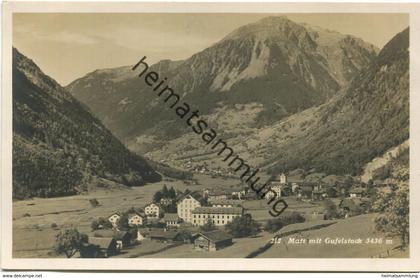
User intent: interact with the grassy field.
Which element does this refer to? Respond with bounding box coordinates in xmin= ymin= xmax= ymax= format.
xmin=257 ymin=214 xmax=408 ymax=258
xmin=12 ymin=174 xmax=408 ymax=259
xmin=12 ymin=175 xmax=218 ymax=258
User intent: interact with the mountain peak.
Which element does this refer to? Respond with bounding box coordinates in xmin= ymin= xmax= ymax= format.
xmin=223 ymin=16 xmax=305 ymax=42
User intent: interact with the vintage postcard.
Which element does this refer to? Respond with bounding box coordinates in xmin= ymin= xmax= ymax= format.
xmin=1 ymin=1 xmax=420 ymax=272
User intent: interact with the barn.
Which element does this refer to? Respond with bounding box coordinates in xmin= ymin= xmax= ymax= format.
xmin=194 ymin=230 xmax=233 ymax=251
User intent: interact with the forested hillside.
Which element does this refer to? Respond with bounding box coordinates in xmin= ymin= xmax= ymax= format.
xmin=13 ymin=48 xmax=161 ymax=199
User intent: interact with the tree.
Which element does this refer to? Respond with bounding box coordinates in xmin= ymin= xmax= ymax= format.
xmin=153 ymin=191 xmax=163 ymax=203
xmin=162 ymin=184 xmax=169 ymax=197
xmin=374 ymin=186 xmax=409 ymax=248
xmin=264 ymin=218 xmax=284 ymax=233
xmin=201 ymin=218 xmax=217 ymax=232
xmin=168 ymin=187 xmax=176 ymax=199
xmin=91 ymin=220 xmax=99 ymax=231
xmin=118 ymin=213 xmax=130 ymax=230
xmin=323 ymin=199 xmax=339 ymax=219
xmin=326 ymin=187 xmax=337 ymax=198
xmin=225 ymin=214 xmax=261 ymax=238
xmin=54 ymin=228 xmax=88 ymax=258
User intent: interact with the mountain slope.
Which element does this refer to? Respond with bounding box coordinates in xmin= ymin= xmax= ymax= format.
xmin=67 ymin=16 xmax=378 ymax=146
xmin=145 ymin=27 xmax=409 ymax=177
xmin=264 ymin=27 xmax=409 ymax=175
xmin=13 ymin=48 xmax=161 ymax=199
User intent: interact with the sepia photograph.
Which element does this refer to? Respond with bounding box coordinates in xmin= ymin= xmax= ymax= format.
xmin=1 ymin=1 xmax=420 ymax=272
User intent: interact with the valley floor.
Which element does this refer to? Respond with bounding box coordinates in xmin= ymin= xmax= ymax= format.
xmin=12 ymin=175 xmax=408 ymax=259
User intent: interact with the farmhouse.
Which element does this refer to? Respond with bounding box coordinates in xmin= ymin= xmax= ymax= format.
xmin=108 ymin=212 xmax=121 ymax=227
xmin=177 ymin=193 xmax=202 ymax=223
xmin=192 ymin=206 xmax=243 ymax=226
xmin=194 ymin=231 xmax=233 ymax=251
xmin=144 ymin=203 xmax=160 ymax=218
xmin=207 ymin=189 xmax=230 ymax=202
xmin=128 ymin=212 xmax=145 ymax=227
xmin=298 ymin=185 xmax=313 ymax=200
xmin=264 ymin=184 xmax=282 ymax=200
xmin=149 ymin=230 xmax=182 ymax=243
xmin=91 ymin=230 xmax=133 ymax=250
xmin=349 ymin=187 xmax=366 ymax=198
xmin=163 ymin=213 xmax=181 ymax=228
xmin=85 ymin=237 xmax=118 ymax=258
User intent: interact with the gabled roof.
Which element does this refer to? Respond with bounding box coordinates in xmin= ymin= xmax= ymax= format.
xmin=88 ymin=237 xmax=116 ymax=249
xmin=176 ymin=191 xmax=204 ymax=204
xmin=91 ymin=230 xmax=129 ymax=240
xmin=208 ymin=199 xmax=243 ymax=206
xmin=108 ymin=212 xmax=121 ymax=218
xmin=163 ymin=213 xmax=179 ymax=222
xmin=127 ymin=212 xmax=145 ymax=219
xmin=150 ymin=229 xmax=180 ymax=240
xmin=145 ymin=202 xmax=160 ymax=208
xmin=197 ymin=230 xmax=232 ymax=243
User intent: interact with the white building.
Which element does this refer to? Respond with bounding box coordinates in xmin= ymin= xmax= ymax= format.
xmin=177 ymin=194 xmax=201 ymax=223
xmin=279 ymin=173 xmax=287 ymax=184
xmin=163 ymin=213 xmax=181 ymax=228
xmin=192 ymin=207 xmax=243 ymax=226
xmin=108 ymin=212 xmax=121 ymax=227
xmin=144 ymin=203 xmax=160 ymax=218
xmin=264 ymin=184 xmax=282 ymax=200
xmin=127 ymin=212 xmax=145 ymax=227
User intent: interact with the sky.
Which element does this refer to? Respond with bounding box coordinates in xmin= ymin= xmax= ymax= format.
xmin=13 ymin=13 xmax=409 ymax=86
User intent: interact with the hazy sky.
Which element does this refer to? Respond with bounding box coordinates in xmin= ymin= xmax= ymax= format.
xmin=13 ymin=13 xmax=408 ymax=86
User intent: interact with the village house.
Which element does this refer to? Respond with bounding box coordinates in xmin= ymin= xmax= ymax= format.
xmin=207 ymin=189 xmax=230 ymax=202
xmin=163 ymin=213 xmax=181 ymax=228
xmin=128 ymin=212 xmax=145 ymax=227
xmin=177 ymin=193 xmax=202 ymax=223
xmin=108 ymin=212 xmax=121 ymax=227
xmin=82 ymin=237 xmax=118 ymax=258
xmin=264 ymin=184 xmax=282 ymax=201
xmin=298 ymin=185 xmax=314 ymax=200
xmin=149 ymin=229 xmax=182 ymax=243
xmin=194 ymin=230 xmax=233 ymax=251
xmin=229 ymin=187 xmax=247 ymax=200
xmin=92 ymin=230 xmax=133 ymax=250
xmin=192 ymin=207 xmax=243 ymax=226
xmin=291 ymin=183 xmax=300 ymax=194
xmin=144 ymin=203 xmax=160 ymax=218
xmin=312 ymin=188 xmax=326 ymax=201
xmin=159 ymin=198 xmax=173 ymax=206
xmin=349 ymin=187 xmax=366 ymax=198
xmin=279 ymin=173 xmax=288 ymax=184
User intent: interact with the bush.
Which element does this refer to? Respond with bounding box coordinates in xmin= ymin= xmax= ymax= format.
xmin=89 ymin=198 xmax=100 ymax=208
xmin=225 ymin=214 xmax=261 ymax=238
xmin=264 ymin=212 xmax=305 ymax=233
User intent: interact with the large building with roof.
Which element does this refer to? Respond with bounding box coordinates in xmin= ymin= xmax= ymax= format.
xmin=192 ymin=206 xmax=243 ymax=226
xmin=177 ymin=193 xmax=202 ymax=223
